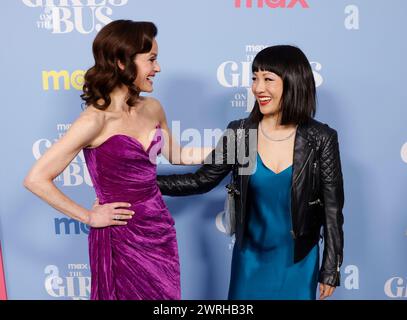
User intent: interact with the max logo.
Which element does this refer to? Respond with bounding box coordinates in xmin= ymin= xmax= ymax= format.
xmin=235 ymin=0 xmax=309 ymax=8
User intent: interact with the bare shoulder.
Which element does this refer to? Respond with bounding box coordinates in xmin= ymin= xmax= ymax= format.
xmin=141 ymin=96 xmax=166 ymax=122
xmin=76 ymin=106 xmax=105 ymax=130
xmin=65 ymin=106 xmax=106 ymax=146
xmin=143 ymin=96 xmax=164 ymax=111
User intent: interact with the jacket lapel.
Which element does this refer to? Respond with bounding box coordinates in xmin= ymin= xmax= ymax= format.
xmin=292 ymin=122 xmax=313 ymax=185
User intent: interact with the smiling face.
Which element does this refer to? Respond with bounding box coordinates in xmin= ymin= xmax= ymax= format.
xmin=251 ymin=70 xmax=284 ymax=116
xmin=133 ymin=38 xmax=161 ymax=92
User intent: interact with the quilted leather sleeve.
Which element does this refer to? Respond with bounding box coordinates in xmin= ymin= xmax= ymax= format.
xmin=320 ymin=130 xmax=343 ymax=184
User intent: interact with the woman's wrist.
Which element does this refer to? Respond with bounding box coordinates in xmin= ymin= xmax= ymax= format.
xmin=78 ymin=209 xmax=92 ymax=225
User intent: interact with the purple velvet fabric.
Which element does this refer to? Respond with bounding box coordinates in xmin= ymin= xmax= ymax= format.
xmin=83 ymin=125 xmax=180 ymax=300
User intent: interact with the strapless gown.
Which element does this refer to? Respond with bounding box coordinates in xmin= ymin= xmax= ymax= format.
xmin=83 ymin=125 xmax=180 ymax=300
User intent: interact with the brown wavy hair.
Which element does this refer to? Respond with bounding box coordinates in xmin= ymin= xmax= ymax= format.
xmin=81 ymin=20 xmax=157 ymax=109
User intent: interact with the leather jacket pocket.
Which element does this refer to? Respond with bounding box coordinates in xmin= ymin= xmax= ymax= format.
xmin=303 ymin=199 xmax=324 ymax=236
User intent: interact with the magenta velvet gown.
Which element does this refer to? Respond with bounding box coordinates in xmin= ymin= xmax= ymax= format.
xmin=83 ymin=125 xmax=180 ymax=300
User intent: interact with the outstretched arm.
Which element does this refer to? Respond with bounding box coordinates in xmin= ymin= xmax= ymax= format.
xmin=157 ymin=120 xmax=239 ymax=196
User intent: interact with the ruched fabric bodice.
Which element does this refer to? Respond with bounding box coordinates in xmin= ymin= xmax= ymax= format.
xmin=83 ymin=125 xmax=180 ymax=300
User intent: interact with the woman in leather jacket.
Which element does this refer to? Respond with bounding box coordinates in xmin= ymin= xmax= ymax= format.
xmin=157 ymin=45 xmax=344 ymax=300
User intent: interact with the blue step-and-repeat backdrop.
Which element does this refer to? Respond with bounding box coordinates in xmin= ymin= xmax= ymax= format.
xmin=0 ymin=0 xmax=406 ymax=300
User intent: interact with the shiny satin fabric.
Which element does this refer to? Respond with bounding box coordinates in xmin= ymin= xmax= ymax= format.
xmin=83 ymin=125 xmax=180 ymax=300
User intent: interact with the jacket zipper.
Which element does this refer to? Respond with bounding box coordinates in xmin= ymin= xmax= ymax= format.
xmin=291 ymin=148 xmax=314 ymax=239
xmin=293 ymin=148 xmax=314 ymax=185
xmin=332 ymin=254 xmax=341 ymax=285
xmin=312 ymin=161 xmax=317 ymax=191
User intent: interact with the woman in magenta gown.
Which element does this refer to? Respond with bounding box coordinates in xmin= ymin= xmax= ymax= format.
xmin=83 ymin=125 xmax=180 ymax=300
xmin=24 ymin=20 xmax=211 ymax=300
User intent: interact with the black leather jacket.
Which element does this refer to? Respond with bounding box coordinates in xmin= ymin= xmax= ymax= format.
xmin=157 ymin=117 xmax=344 ymax=287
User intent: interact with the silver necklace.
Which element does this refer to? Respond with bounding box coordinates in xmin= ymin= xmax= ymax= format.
xmin=259 ymin=121 xmax=297 ymax=142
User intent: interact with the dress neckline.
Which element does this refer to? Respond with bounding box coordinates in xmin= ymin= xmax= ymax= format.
xmin=257 ymin=152 xmax=292 ymax=175
xmin=86 ymin=124 xmax=161 ymax=154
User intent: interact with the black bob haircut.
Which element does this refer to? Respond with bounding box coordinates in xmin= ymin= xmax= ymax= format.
xmin=249 ymin=45 xmax=316 ymax=125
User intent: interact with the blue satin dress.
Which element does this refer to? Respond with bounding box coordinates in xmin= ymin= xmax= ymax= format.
xmin=228 ymin=153 xmax=319 ymax=300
